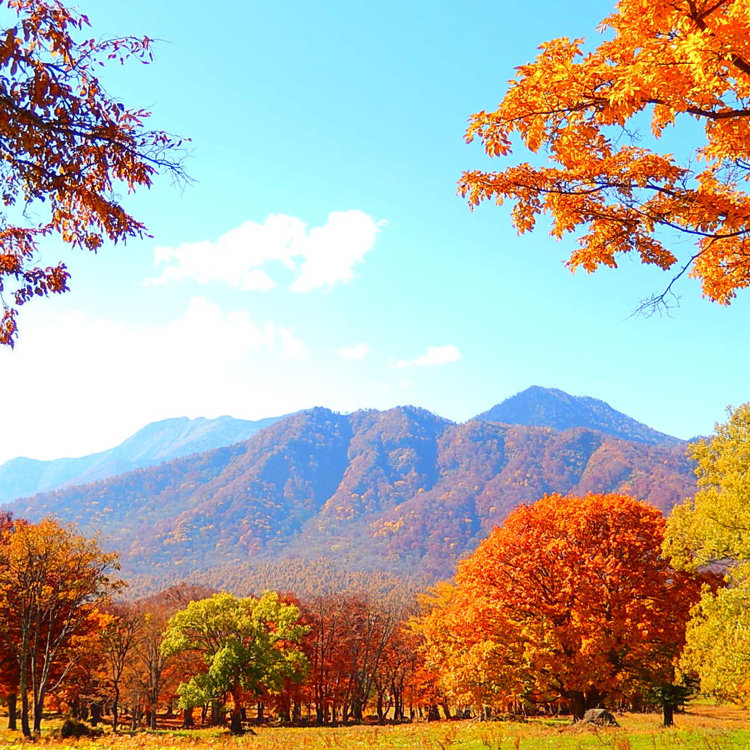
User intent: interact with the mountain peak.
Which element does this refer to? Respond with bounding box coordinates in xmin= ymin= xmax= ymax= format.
xmin=475 ymin=386 xmax=680 ymax=446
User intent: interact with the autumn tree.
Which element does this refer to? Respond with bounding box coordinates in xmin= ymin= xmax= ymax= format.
xmin=373 ymin=621 xmax=423 ymax=722
xmin=0 ymin=513 xmax=18 ymax=729
xmin=299 ymin=593 xmax=354 ymax=724
xmin=299 ymin=591 xmax=403 ymax=724
xmin=0 ymin=0 xmax=185 ymax=346
xmin=100 ymin=603 xmax=141 ymax=731
xmin=664 ymin=404 xmax=750 ymax=703
xmin=415 ymin=581 xmax=524 ymax=717
xmin=161 ymin=592 xmax=307 ymax=735
xmin=49 ymin=608 xmax=111 ymax=724
xmin=118 ymin=584 xmax=215 ymax=730
xmin=460 ymin=0 xmax=750 ymax=309
xmin=441 ymin=493 xmax=702 ymax=723
xmin=0 ymin=518 xmax=121 ymax=736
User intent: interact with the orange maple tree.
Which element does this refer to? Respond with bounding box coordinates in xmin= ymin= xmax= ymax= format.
xmin=0 ymin=0 xmax=184 ymax=346
xmin=460 ymin=0 xmax=750 ymax=308
xmin=445 ymin=493 xmax=702 ymax=722
xmin=0 ymin=518 xmax=121 ymax=736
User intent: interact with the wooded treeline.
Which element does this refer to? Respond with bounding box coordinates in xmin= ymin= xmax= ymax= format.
xmin=0 ymin=525 xmax=439 ymax=738
xmin=2 ymin=406 xmax=750 ymax=737
xmin=0 ymin=506 xmax=713 ymax=737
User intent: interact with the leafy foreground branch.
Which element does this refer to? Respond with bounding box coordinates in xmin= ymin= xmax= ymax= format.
xmin=460 ymin=0 xmax=750 ymax=309
xmin=0 ymin=0 xmax=187 ymax=346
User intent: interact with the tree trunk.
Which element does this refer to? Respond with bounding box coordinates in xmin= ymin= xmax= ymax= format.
xmin=20 ymin=662 xmax=30 ymax=737
xmin=569 ymin=691 xmax=585 ymax=722
xmin=112 ymin=685 xmax=120 ymax=732
xmin=32 ymin=696 xmax=44 ymax=735
xmin=210 ymin=700 xmax=221 ymax=726
xmin=228 ymin=690 xmax=244 ymax=735
xmin=7 ymin=693 xmax=17 ymax=731
xmin=229 ymin=708 xmax=244 ymax=735
xmin=663 ymin=703 xmax=674 ymax=727
xmin=183 ymin=707 xmax=194 ymax=728
xmin=393 ymin=690 xmax=403 ymax=722
xmin=90 ymin=702 xmax=101 ymax=727
xmin=376 ymin=692 xmax=385 ymax=722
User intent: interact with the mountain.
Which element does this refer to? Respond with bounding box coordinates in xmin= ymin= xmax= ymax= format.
xmin=476 ymin=386 xmax=680 ymax=445
xmin=0 ymin=414 xmax=283 ymax=505
xmin=5 ymin=403 xmax=695 ymax=588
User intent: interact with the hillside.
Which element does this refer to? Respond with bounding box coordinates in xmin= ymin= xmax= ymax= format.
xmin=0 ymin=414 xmax=283 ymax=505
xmin=476 ymin=386 xmax=680 ymax=445
xmin=6 ymin=404 xmax=695 ymax=586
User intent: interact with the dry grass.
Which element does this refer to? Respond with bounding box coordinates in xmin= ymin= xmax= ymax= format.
xmin=0 ymin=703 xmax=749 ymax=749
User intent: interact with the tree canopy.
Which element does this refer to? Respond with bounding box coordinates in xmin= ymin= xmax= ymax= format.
xmin=161 ymin=592 xmax=307 ymax=734
xmin=664 ymin=404 xmax=750 ymax=703
xmin=0 ymin=517 xmax=120 ymax=736
xmin=0 ymin=0 xmax=184 ymax=346
xmin=459 ymin=0 xmax=750 ymax=308
xmin=421 ymin=493 xmax=702 ymax=722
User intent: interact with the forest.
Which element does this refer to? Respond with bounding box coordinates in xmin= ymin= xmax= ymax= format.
xmin=0 ymin=404 xmax=749 ymax=745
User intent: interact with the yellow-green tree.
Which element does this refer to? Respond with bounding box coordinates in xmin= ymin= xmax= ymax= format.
xmin=161 ymin=592 xmax=307 ymax=735
xmin=460 ymin=0 xmax=750 ymax=308
xmin=665 ymin=404 xmax=750 ymax=703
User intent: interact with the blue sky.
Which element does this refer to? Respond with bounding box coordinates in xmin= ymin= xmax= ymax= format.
xmin=0 ymin=0 xmax=748 ymax=464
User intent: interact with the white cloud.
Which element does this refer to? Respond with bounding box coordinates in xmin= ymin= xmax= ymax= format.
xmin=242 ymin=269 xmax=276 ymax=291
xmin=278 ymin=327 xmax=307 ymax=360
xmin=338 ymin=343 xmax=371 ymax=360
xmin=394 ymin=345 xmax=462 ymax=369
xmin=147 ymin=210 xmax=381 ymax=292
xmin=0 ymin=299 xmax=310 ymax=462
xmin=289 ymin=211 xmax=382 ymax=292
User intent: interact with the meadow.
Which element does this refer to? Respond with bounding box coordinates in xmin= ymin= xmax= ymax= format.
xmin=0 ymin=704 xmax=749 ymax=750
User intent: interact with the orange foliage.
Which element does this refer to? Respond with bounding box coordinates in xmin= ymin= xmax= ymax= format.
xmin=0 ymin=517 xmax=120 ymax=735
xmin=436 ymin=493 xmax=702 ymax=717
xmin=460 ymin=0 xmax=750 ymax=306
xmin=0 ymin=0 xmax=184 ymax=346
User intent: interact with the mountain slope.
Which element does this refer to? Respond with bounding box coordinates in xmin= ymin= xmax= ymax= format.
xmin=0 ymin=414 xmax=283 ymax=505
xmin=5 ymin=405 xmax=694 ymax=585
xmin=476 ymin=386 xmax=679 ymax=445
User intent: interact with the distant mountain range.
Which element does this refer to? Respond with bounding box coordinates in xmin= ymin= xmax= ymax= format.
xmin=2 ymin=388 xmax=696 ymax=588
xmin=0 ymin=415 xmax=283 ymax=505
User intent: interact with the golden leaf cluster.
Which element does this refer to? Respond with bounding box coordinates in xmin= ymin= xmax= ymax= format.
xmin=460 ymin=0 xmax=750 ymax=304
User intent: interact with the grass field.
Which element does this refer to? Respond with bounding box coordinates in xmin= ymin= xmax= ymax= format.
xmin=1 ymin=704 xmax=749 ymax=749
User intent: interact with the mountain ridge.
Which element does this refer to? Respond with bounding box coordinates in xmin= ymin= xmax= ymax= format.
xmin=476 ymin=386 xmax=679 ymax=446
xmin=4 ymin=400 xmax=695 ymax=589
xmin=0 ymin=414 xmax=285 ymax=505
